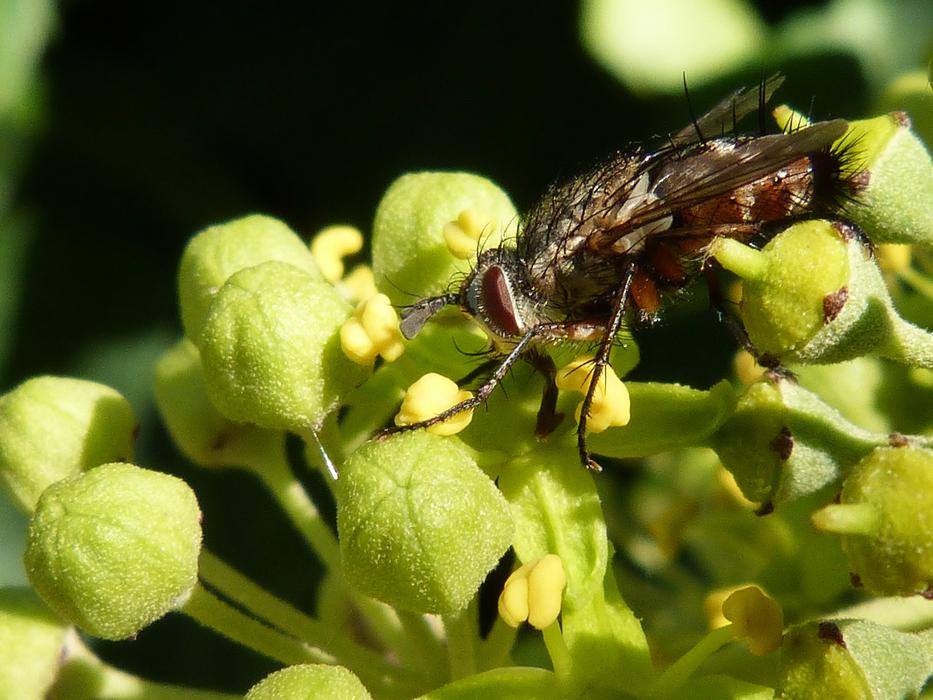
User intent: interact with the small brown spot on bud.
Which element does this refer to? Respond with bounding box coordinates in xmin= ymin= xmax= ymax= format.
xmin=770 ymin=426 xmax=794 ymax=460
xmin=818 ymin=621 xmax=846 ymax=647
xmin=823 ymin=287 xmax=848 ymax=323
xmin=849 ymin=572 xmax=863 ymax=588
xmin=888 ymin=432 xmax=909 ymax=447
xmin=755 ymin=501 xmax=775 ymax=517
xmin=890 ymin=111 xmax=911 ymax=128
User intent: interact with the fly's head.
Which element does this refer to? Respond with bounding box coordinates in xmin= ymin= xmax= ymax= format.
xmin=399 ymin=246 xmax=546 ymax=349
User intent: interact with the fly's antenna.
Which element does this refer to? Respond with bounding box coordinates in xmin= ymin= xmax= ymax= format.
xmin=682 ymin=73 xmax=707 ymax=144
xmin=398 ymin=293 xmax=459 ymax=339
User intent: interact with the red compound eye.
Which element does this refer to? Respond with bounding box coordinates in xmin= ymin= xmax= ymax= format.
xmin=482 ymin=265 xmax=521 ymax=337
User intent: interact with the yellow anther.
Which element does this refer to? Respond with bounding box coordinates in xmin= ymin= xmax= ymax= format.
xmin=394 ymin=373 xmax=473 ymax=436
xmin=311 ymin=225 xmax=364 ymax=282
xmin=498 ymin=555 xmax=567 ymax=630
xmin=704 ymin=583 xmax=754 ymax=630
xmin=339 ymin=293 xmax=405 ymax=365
xmin=341 ymin=264 xmax=378 ymax=302
xmin=772 ymin=104 xmax=810 ymax=132
xmin=721 ymin=585 xmax=784 ymax=656
xmin=733 ymin=349 xmax=765 ymax=385
xmin=715 ymin=465 xmax=757 ymax=509
xmin=443 ymin=208 xmax=498 ymax=260
xmin=556 ymin=357 xmax=630 ymax=433
xmin=876 ymin=243 xmax=912 ymax=274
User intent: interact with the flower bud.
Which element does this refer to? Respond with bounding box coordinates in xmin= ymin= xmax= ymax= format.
xmin=371 ymin=172 xmax=517 ymax=307
xmin=337 ymin=432 xmax=512 ymax=614
xmin=198 ymin=261 xmax=367 ymax=432
xmin=843 ymin=112 xmax=933 ymax=247
xmin=25 ymin=463 xmax=202 ymax=640
xmin=713 ymin=376 xmax=888 ymax=506
xmin=153 ymin=338 xmax=283 ymax=468
xmin=245 ymin=664 xmax=372 ymax=700
xmin=717 ymin=219 xmax=933 ymax=367
xmin=780 ymin=619 xmax=933 ymax=699
xmin=0 ymin=376 xmax=136 ymax=512
xmin=812 ymin=446 xmax=933 ymax=596
xmin=178 ymin=214 xmax=320 ymax=340
xmin=0 ymin=588 xmax=68 ymax=698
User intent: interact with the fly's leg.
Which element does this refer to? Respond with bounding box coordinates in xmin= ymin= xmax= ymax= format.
xmin=523 ymin=348 xmax=564 ymax=438
xmin=376 ymin=329 xmax=540 ymax=439
xmin=574 ymin=269 xmax=636 ymax=471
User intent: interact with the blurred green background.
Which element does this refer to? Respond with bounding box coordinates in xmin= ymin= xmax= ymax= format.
xmin=0 ymin=0 xmax=930 ymax=693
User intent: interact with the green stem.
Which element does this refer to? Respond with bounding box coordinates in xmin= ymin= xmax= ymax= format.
xmin=541 ymin=622 xmax=572 ymax=680
xmin=899 ymin=266 xmax=933 ymax=303
xmin=882 ymin=314 xmax=933 ymax=369
xmin=51 ymin=632 xmax=239 ymax=700
xmin=180 ymin=583 xmax=327 ymax=666
xmin=395 ymin=609 xmax=448 ymax=682
xmin=197 ymin=550 xmax=426 ymax=695
xmin=646 ymin=625 xmax=736 ymax=698
xmin=478 ymin=616 xmax=518 ymax=670
xmin=246 ymin=446 xmax=341 ymax=571
xmin=443 ymin=608 xmax=477 ymax=680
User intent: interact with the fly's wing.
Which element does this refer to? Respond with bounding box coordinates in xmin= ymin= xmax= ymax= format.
xmin=587 ymin=119 xmax=848 ymax=251
xmin=668 ymin=74 xmax=785 ymax=147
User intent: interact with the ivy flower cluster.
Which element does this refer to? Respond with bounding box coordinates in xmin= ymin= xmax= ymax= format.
xmin=0 ymin=103 xmax=932 ymax=699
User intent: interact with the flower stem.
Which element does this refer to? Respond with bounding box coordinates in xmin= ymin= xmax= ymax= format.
xmin=246 ymin=446 xmax=341 ymax=571
xmin=541 ymin=622 xmax=572 ymax=680
xmin=51 ymin=631 xmax=239 ymax=700
xmin=197 ymin=550 xmax=426 ymax=695
xmin=646 ymin=624 xmax=736 ymax=697
xmin=443 ymin=607 xmax=478 ymax=680
xmin=478 ymin=616 xmax=518 ymax=670
xmin=180 ymin=583 xmax=327 ymax=666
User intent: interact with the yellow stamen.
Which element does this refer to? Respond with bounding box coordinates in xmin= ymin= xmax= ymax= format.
xmin=876 ymin=243 xmax=912 ymax=274
xmin=443 ymin=208 xmax=499 ymax=260
xmin=339 ymin=293 xmax=405 ymax=365
xmin=311 ymin=225 xmax=364 ymax=282
xmin=721 ymin=585 xmax=784 ymax=656
xmin=394 ymin=373 xmax=473 ymax=436
xmin=498 ymin=555 xmax=567 ymax=630
xmin=556 ymin=357 xmax=630 ymax=432
xmin=733 ymin=349 xmax=765 ymax=385
xmin=341 ymin=264 xmax=378 ymax=302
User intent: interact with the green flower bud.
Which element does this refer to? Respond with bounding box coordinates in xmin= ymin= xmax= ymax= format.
xmin=198 ymin=261 xmax=367 ymax=432
xmin=154 ymin=338 xmax=283 ymax=468
xmin=371 ymin=172 xmax=518 ymax=306
xmin=844 ymin=113 xmax=933 ymax=247
xmin=713 ymin=377 xmax=892 ymax=506
xmin=245 ymin=664 xmax=372 ymax=700
xmin=812 ymin=446 xmax=933 ymax=596
xmin=716 ymin=220 xmax=933 ymax=368
xmin=780 ymin=619 xmax=933 ymax=699
xmin=0 ymin=588 xmax=68 ymax=699
xmin=337 ymin=432 xmax=513 ymax=614
xmin=179 ymin=214 xmax=321 ymax=340
xmin=419 ymin=667 xmax=559 ymax=699
xmin=0 ymin=376 xmax=136 ymax=512
xmin=25 ymin=463 xmax=202 ymax=640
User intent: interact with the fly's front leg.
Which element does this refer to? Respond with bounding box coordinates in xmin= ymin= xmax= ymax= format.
xmin=376 ymin=329 xmax=540 ymax=439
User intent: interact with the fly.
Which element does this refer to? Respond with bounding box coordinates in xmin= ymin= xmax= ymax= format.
xmin=381 ymin=75 xmax=866 ymax=470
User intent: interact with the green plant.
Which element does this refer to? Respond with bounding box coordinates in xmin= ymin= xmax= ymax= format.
xmin=1 ymin=96 xmax=933 ymax=700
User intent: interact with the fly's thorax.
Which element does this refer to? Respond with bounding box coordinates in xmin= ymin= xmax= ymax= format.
xmin=460 ymin=247 xmax=548 ymax=345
